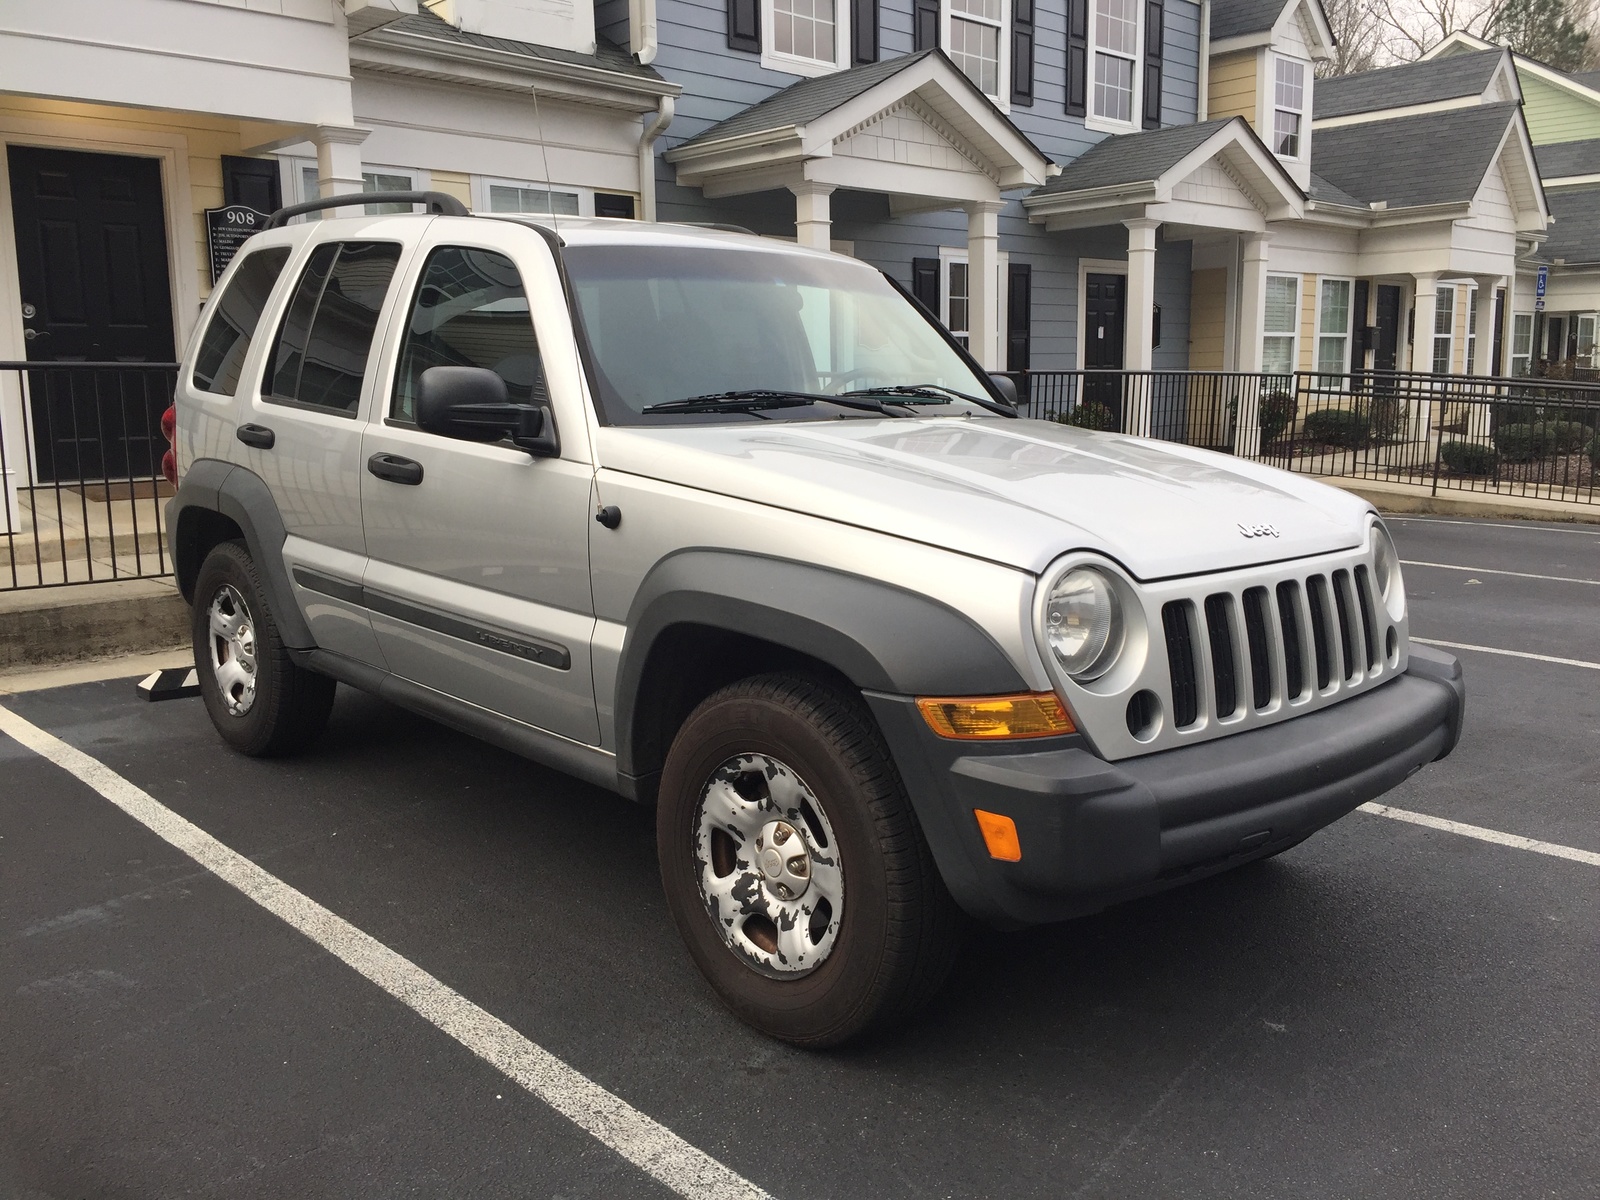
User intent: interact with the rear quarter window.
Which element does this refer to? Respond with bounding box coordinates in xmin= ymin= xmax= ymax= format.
xmin=191 ymin=247 xmax=291 ymax=395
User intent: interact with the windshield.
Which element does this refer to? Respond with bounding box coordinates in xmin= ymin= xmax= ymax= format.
xmin=562 ymin=244 xmax=996 ymax=424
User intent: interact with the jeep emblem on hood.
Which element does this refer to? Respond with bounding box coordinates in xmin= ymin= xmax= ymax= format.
xmin=1238 ymin=522 xmax=1281 ymax=539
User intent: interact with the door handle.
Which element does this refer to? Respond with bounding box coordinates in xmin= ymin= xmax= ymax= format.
xmin=367 ymin=452 xmax=423 ymax=486
xmin=236 ymin=423 xmax=275 ymax=449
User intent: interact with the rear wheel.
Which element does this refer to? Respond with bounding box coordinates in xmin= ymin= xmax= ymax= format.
xmin=192 ymin=540 xmax=335 ymax=757
xmin=657 ymin=673 xmax=960 ymax=1047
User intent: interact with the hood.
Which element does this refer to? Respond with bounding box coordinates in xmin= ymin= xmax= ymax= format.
xmin=596 ymin=417 xmax=1372 ymax=580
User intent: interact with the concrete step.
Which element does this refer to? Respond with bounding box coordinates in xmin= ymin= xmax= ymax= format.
xmin=0 ymin=578 xmax=190 ymax=671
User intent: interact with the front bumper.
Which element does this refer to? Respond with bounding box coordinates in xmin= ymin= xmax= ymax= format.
xmin=868 ymin=644 xmax=1465 ymax=928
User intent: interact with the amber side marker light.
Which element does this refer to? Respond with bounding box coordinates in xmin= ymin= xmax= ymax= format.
xmin=974 ymin=809 xmax=1022 ymax=862
xmin=916 ymin=692 xmax=1075 ymax=740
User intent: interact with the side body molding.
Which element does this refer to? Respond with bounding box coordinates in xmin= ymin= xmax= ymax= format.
xmin=167 ymin=458 xmax=313 ymax=649
xmin=613 ymin=550 xmax=1030 ymax=779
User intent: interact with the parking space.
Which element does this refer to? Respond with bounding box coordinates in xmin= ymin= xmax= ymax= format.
xmin=3 ymin=515 xmax=1598 ymax=1199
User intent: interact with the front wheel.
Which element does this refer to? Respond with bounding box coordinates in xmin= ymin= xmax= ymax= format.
xmin=657 ymin=673 xmax=960 ymax=1047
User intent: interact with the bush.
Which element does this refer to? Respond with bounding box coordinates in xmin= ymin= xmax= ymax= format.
xmin=1302 ymin=408 xmax=1370 ymax=448
xmin=1259 ymin=391 xmax=1297 ymax=443
xmin=1496 ymin=420 xmax=1593 ymax=462
xmin=1439 ymin=441 xmax=1497 ymax=476
xmin=1056 ymin=399 xmax=1118 ymax=431
xmin=1588 ymin=436 xmax=1600 ymax=468
xmin=1494 ymin=400 xmax=1540 ymax=428
xmin=1366 ymin=396 xmax=1405 ymax=440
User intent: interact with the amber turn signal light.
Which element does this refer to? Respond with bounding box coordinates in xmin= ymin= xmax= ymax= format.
xmin=974 ymin=809 xmax=1022 ymax=861
xmin=916 ymin=692 xmax=1075 ymax=740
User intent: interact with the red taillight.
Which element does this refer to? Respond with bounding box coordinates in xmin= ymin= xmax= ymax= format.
xmin=160 ymin=404 xmax=178 ymax=486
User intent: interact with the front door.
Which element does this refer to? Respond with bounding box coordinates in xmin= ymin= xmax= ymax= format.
xmin=1083 ymin=272 xmax=1125 ymax=424
xmin=1372 ymin=284 xmax=1401 ymax=372
xmin=8 ymin=145 xmax=176 ymax=481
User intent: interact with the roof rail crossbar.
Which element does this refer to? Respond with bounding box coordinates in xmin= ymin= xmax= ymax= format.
xmin=677 ymin=221 xmax=758 ymax=236
xmin=265 ymin=191 xmax=469 ymax=229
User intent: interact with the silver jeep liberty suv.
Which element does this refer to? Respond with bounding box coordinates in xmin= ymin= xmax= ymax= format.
xmin=166 ymin=192 xmax=1465 ymax=1047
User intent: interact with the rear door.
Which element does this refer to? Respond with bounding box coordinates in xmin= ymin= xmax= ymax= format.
xmin=231 ymin=223 xmax=414 ymax=666
xmin=359 ymin=220 xmax=599 ymax=745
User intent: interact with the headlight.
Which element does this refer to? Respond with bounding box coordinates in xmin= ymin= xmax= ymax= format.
xmin=1371 ymin=521 xmax=1405 ymax=620
xmin=1044 ymin=567 xmax=1124 ymax=680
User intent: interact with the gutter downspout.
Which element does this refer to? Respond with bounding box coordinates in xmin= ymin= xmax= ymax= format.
xmin=639 ymin=95 xmax=674 ymax=222
xmin=1197 ymin=0 xmax=1211 ymax=121
xmin=630 ymin=0 xmax=658 ymax=64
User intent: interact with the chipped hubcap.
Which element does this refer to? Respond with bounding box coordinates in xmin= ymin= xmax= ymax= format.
xmin=694 ymin=754 xmax=843 ymax=977
xmin=206 ymin=584 xmax=258 ymax=717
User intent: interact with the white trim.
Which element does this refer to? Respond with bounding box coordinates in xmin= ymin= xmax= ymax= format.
xmin=1269 ymin=52 xmax=1307 ymax=162
xmin=1312 ymin=96 xmax=1482 ymax=129
xmin=938 ymin=243 xmax=1008 ymax=348
xmin=1431 ymin=282 xmax=1456 ymax=374
xmin=1312 ymin=274 xmax=1354 ymax=377
xmin=1084 ymin=0 xmax=1143 ymax=134
xmin=1261 ymin=270 xmax=1300 ymax=374
xmin=1075 ymin=257 xmax=1129 ymax=370
xmin=472 ymin=174 xmax=594 ymax=217
xmin=760 ymin=0 xmax=850 ymax=78
xmin=942 ymin=0 xmax=1012 ymax=111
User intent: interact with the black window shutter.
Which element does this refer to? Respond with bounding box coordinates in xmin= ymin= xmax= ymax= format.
xmin=914 ymin=0 xmax=939 ymax=52
xmin=853 ymin=0 xmax=879 ymax=63
xmin=1066 ymin=0 xmax=1088 ymax=117
xmin=728 ymin=0 xmax=760 ymax=52
xmin=222 ymin=155 xmax=282 ymax=216
xmin=1011 ymin=0 xmax=1035 ymax=106
xmin=1143 ymin=0 xmax=1164 ymax=128
xmin=911 ymin=257 xmax=940 ymax=314
xmin=1007 ymin=263 xmax=1032 ymax=372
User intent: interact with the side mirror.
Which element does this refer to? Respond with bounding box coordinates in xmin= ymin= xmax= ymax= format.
xmin=987 ymin=372 xmax=1019 ymax=407
xmin=416 ymin=366 xmax=559 ymax=457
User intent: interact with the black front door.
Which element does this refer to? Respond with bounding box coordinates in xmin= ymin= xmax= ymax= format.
xmin=1373 ymin=284 xmax=1401 ymax=372
xmin=1083 ymin=272 xmax=1125 ymax=423
xmin=9 ymin=145 xmax=176 ymax=482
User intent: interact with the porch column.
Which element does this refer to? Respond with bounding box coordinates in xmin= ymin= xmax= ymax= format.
xmin=1232 ymin=233 xmax=1270 ymax=457
xmin=1472 ymin=276 xmax=1502 ymax=375
xmin=1409 ymin=273 xmax=1440 ymax=373
xmin=965 ymin=200 xmax=1005 ymax=370
xmin=313 ymin=125 xmax=368 ymax=197
xmin=791 ymin=182 xmax=835 ymax=252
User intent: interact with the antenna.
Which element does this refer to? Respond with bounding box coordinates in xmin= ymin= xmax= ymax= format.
xmin=528 ymin=82 xmax=561 ymax=238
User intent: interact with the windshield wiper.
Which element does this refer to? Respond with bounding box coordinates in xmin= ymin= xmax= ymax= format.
xmin=843 ymin=383 xmax=1013 ymax=417
xmin=642 ymin=390 xmax=818 ymax=415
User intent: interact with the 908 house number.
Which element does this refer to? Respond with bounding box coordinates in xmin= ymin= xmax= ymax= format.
xmin=1238 ymin=522 xmax=1281 ymax=539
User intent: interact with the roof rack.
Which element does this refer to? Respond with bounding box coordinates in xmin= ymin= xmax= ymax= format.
xmin=265 ymin=191 xmax=469 ymax=229
xmin=676 ymin=221 xmax=758 ymax=236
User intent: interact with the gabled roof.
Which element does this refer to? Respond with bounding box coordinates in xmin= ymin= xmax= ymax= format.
xmin=1312 ymin=102 xmax=1522 ymax=207
xmin=1543 ymin=188 xmax=1600 ymax=263
xmin=1536 ymin=138 xmax=1600 ymax=181
xmin=1313 ymin=48 xmax=1507 ymax=120
xmin=1033 ymin=120 xmax=1236 ymax=193
xmin=1209 ymin=0 xmax=1295 ymax=39
xmin=1423 ymin=31 xmax=1600 ymax=108
xmin=1307 ymin=172 xmax=1362 ymax=208
xmin=1567 ymin=68 xmax=1600 ymax=91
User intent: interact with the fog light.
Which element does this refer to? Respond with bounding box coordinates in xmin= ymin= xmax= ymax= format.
xmin=974 ymin=809 xmax=1022 ymax=861
xmin=917 ymin=692 xmax=1075 ymax=739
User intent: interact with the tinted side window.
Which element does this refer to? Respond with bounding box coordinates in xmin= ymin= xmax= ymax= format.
xmin=391 ymin=247 xmax=545 ymax=424
xmin=264 ymin=241 xmax=401 ymax=414
xmin=191 ymin=247 xmax=290 ymax=395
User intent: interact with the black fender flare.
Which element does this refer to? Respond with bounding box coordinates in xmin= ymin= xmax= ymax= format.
xmin=614 ymin=549 xmax=1030 ymax=778
xmin=168 ymin=458 xmax=313 ymax=649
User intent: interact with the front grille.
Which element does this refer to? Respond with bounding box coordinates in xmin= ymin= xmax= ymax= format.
xmin=1158 ymin=551 xmax=1395 ymax=735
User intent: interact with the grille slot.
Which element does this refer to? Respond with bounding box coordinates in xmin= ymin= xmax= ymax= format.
xmin=1242 ymin=587 xmax=1272 ymax=710
xmin=1204 ymin=593 xmax=1238 ymax=718
xmin=1332 ymin=569 xmax=1358 ymax=681
xmin=1307 ymin=575 xmax=1333 ymax=691
xmin=1276 ymin=580 xmax=1305 ymax=700
xmin=1162 ymin=600 xmax=1200 ymax=728
xmin=1354 ymin=565 xmax=1379 ymax=670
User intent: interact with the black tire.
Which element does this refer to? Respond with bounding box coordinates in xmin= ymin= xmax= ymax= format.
xmin=192 ymin=540 xmax=335 ymax=757
xmin=657 ymin=673 xmax=961 ymax=1048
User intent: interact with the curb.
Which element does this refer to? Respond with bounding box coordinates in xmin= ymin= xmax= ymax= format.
xmin=1327 ymin=478 xmax=1600 ymax=525
xmin=0 ymin=579 xmax=190 ymax=671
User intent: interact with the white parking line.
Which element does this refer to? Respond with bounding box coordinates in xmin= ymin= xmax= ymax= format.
xmin=1386 ymin=516 xmax=1600 ymax=537
xmin=1360 ymin=803 xmax=1600 ymax=868
xmin=1400 ymin=560 xmax=1600 ymax=586
xmin=0 ymin=703 xmax=771 ymax=1200
xmin=1411 ymin=636 xmax=1600 ymax=672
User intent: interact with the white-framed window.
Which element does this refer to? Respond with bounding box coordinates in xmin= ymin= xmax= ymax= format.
xmin=282 ymin=159 xmax=430 ymax=218
xmin=1316 ymin=277 xmax=1352 ymax=380
xmin=1432 ymin=286 xmax=1455 ymax=374
xmin=1273 ymin=56 xmax=1306 ymax=160
xmin=1262 ymin=273 xmax=1300 ymax=377
xmin=1511 ymin=313 xmax=1534 ymax=376
xmin=943 ymin=0 xmax=1010 ymax=102
xmin=1577 ymin=313 xmax=1598 ymax=365
xmin=1088 ymin=0 xmax=1141 ymax=131
xmin=471 ymin=176 xmax=595 ymax=217
xmin=761 ymin=0 xmax=847 ymax=75
xmin=940 ymin=245 xmax=1009 ymax=355
xmin=1466 ymin=287 xmax=1479 ymax=373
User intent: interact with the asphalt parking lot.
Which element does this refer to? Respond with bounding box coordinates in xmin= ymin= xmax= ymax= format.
xmin=3 ymin=514 xmax=1597 ymax=1200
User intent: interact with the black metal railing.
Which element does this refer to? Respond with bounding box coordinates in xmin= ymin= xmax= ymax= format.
xmin=1 ymin=362 xmax=178 ymax=590
xmin=1015 ymin=368 xmax=1600 ymax=506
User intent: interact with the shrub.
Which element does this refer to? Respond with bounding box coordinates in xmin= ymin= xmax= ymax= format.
xmin=1259 ymin=391 xmax=1297 ymax=443
xmin=1057 ymin=399 xmax=1119 ymax=431
xmin=1302 ymin=408 xmax=1370 ymax=448
xmin=1493 ymin=400 xmax=1540 ymax=429
xmin=1439 ymin=441 xmax=1496 ymax=476
xmin=1588 ymin=436 xmax=1600 ymax=468
xmin=1496 ymin=420 xmax=1592 ymax=461
xmin=1366 ymin=396 xmax=1405 ymax=440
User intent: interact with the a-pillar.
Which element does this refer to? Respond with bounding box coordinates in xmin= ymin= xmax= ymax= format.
xmin=1122 ymin=219 xmax=1160 ymax=435
xmin=790 ymin=182 xmax=835 ymax=252
xmin=965 ymin=200 xmax=1005 ymax=370
xmin=1231 ymin=232 xmax=1270 ymax=457
xmin=313 ymin=125 xmax=369 ymax=197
